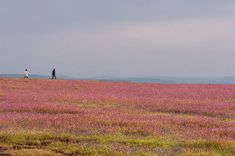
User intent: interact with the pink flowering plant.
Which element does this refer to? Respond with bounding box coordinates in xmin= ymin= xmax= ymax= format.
xmin=0 ymin=78 xmax=234 ymax=155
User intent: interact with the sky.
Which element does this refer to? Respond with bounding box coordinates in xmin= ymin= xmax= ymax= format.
xmin=1 ymin=0 xmax=235 ymax=78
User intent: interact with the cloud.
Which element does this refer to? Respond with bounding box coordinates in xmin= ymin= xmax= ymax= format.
xmin=1 ymin=0 xmax=235 ymax=38
xmin=1 ymin=17 xmax=235 ymax=77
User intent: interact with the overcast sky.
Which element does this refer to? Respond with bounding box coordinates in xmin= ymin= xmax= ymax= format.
xmin=1 ymin=0 xmax=235 ymax=78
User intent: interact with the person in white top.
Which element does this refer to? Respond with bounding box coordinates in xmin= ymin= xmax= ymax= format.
xmin=24 ymin=69 xmax=29 ymax=79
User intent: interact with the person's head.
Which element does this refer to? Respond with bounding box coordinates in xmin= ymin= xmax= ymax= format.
xmin=25 ymin=69 xmax=27 ymax=71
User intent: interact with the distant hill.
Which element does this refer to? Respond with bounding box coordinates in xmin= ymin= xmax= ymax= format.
xmin=92 ymin=76 xmax=235 ymax=84
xmin=0 ymin=74 xmax=72 ymax=80
xmin=0 ymin=74 xmax=49 ymax=79
xmin=1 ymin=74 xmax=235 ymax=84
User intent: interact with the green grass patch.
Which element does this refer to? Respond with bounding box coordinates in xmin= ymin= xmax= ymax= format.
xmin=1 ymin=131 xmax=233 ymax=156
xmin=49 ymin=142 xmax=112 ymax=156
xmin=0 ymin=130 xmax=177 ymax=155
xmin=180 ymin=140 xmax=235 ymax=156
xmin=145 ymin=111 xmax=196 ymax=119
xmin=2 ymin=149 xmax=62 ymax=156
xmin=225 ymin=117 xmax=235 ymax=123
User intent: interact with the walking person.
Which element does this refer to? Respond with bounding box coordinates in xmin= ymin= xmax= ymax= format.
xmin=24 ymin=69 xmax=29 ymax=79
xmin=51 ymin=68 xmax=56 ymax=79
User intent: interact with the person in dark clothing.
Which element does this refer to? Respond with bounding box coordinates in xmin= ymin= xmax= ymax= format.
xmin=51 ymin=68 xmax=56 ymax=79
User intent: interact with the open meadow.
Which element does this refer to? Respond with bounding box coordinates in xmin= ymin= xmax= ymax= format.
xmin=0 ymin=78 xmax=234 ymax=156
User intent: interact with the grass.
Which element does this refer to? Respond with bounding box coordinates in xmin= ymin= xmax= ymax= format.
xmin=180 ymin=140 xmax=235 ymax=156
xmin=1 ymin=149 xmax=62 ymax=156
xmin=0 ymin=90 xmax=4 ymax=97
xmin=0 ymin=131 xmax=234 ymax=155
xmin=145 ymin=111 xmax=196 ymax=119
xmin=0 ymin=130 xmax=175 ymax=155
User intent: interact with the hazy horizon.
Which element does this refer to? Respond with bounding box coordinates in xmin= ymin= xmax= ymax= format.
xmin=1 ymin=0 xmax=235 ymax=78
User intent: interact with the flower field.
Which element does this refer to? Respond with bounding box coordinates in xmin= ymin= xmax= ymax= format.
xmin=0 ymin=78 xmax=234 ymax=155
